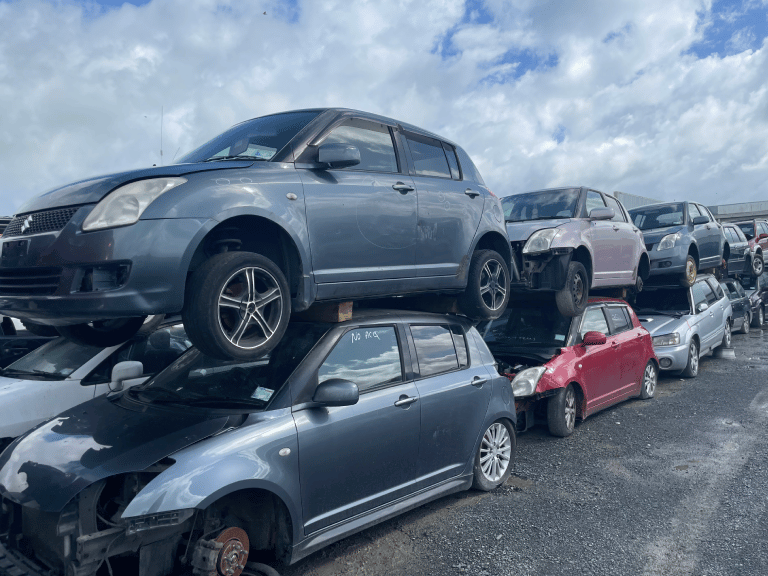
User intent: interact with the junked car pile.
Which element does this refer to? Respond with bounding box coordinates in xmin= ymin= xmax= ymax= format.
xmin=0 ymin=108 xmax=761 ymax=576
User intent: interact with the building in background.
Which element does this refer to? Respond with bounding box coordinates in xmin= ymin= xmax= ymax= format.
xmin=614 ymin=191 xmax=660 ymax=210
xmin=707 ymin=202 xmax=768 ymax=223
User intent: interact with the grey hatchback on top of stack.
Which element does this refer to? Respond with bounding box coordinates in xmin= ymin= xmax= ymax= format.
xmin=0 ymin=109 xmax=512 ymax=360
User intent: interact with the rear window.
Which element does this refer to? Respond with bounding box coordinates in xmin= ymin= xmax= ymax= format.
xmin=405 ymin=135 xmax=451 ymax=178
xmin=411 ymin=325 xmax=460 ymax=377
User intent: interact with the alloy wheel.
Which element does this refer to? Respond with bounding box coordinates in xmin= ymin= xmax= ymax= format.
xmin=564 ymin=386 xmax=576 ymax=432
xmin=643 ymin=363 xmax=657 ymax=397
xmin=479 ymin=423 xmax=512 ymax=482
xmin=685 ymin=259 xmax=697 ymax=285
xmin=571 ymin=273 xmax=585 ymax=308
xmin=723 ymin=321 xmax=732 ymax=347
xmin=689 ymin=342 xmax=699 ymax=375
xmin=743 ymin=313 xmax=750 ymax=334
xmin=479 ymin=259 xmax=508 ymax=311
xmin=217 ymin=266 xmax=284 ymax=350
xmin=754 ymin=256 xmax=764 ymax=276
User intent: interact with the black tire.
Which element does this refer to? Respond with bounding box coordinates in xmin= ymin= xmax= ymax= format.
xmin=753 ymin=305 xmax=765 ymax=328
xmin=715 ymin=258 xmax=727 ymax=281
xmin=640 ymin=360 xmax=657 ymax=400
xmin=19 ymin=320 xmax=57 ymax=337
xmin=135 ymin=314 xmax=165 ymax=337
xmin=245 ymin=563 xmax=282 ymax=576
xmin=183 ymin=251 xmax=290 ymax=360
xmin=740 ymin=312 xmax=750 ymax=334
xmin=679 ymin=255 xmax=697 ymax=287
xmin=1 ymin=317 xmax=17 ymax=336
xmin=681 ymin=339 xmax=699 ymax=378
xmin=752 ymin=253 xmax=764 ymax=277
xmin=472 ymin=419 xmax=515 ymax=491
xmin=56 ymin=317 xmax=147 ymax=347
xmin=721 ymin=319 xmax=732 ymax=348
xmin=547 ymin=383 xmax=577 ymax=437
xmin=555 ymin=261 xmax=589 ymax=317
xmin=457 ymin=249 xmax=510 ymax=320
xmin=633 ymin=272 xmax=644 ymax=294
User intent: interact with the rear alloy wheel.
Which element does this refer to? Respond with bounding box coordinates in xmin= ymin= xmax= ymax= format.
xmin=752 ymin=254 xmax=764 ymax=277
xmin=721 ymin=319 xmax=732 ymax=348
xmin=547 ymin=383 xmax=577 ymax=437
xmin=681 ymin=340 xmax=699 ymax=378
xmin=680 ymin=255 xmax=697 ymax=287
xmin=458 ymin=249 xmax=510 ymax=320
xmin=640 ymin=360 xmax=657 ymax=399
xmin=740 ymin=312 xmax=751 ymax=334
xmin=472 ymin=419 xmax=515 ymax=491
xmin=555 ymin=261 xmax=589 ymax=317
xmin=57 ymin=317 xmax=147 ymax=347
xmin=183 ymin=252 xmax=290 ymax=360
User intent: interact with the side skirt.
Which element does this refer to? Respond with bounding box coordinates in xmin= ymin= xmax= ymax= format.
xmin=289 ymin=474 xmax=473 ymax=564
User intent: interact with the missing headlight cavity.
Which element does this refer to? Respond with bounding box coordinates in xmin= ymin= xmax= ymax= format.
xmin=75 ymin=263 xmax=131 ymax=293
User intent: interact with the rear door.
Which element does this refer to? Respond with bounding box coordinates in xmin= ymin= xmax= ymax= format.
xmin=402 ymin=133 xmax=484 ymax=282
xmin=575 ymin=305 xmax=619 ymax=412
xmin=604 ymin=304 xmax=646 ymax=398
xmin=692 ymin=279 xmax=719 ymax=349
xmin=408 ymin=323 xmax=492 ymax=487
xmin=603 ymin=194 xmax=639 ymax=282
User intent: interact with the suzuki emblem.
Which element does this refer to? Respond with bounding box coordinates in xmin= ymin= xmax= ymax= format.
xmin=20 ymin=215 xmax=33 ymax=234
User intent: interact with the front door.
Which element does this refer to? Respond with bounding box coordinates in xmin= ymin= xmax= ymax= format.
xmin=575 ymin=306 xmax=619 ymax=412
xmin=402 ymin=134 xmax=484 ymax=281
xmin=294 ymin=325 xmax=421 ymax=534
xmin=299 ymin=119 xmax=418 ymax=290
xmin=585 ymin=191 xmax=614 ymax=286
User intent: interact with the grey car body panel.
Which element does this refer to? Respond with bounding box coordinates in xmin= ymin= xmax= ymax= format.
xmin=0 ymin=108 xmax=508 ymax=325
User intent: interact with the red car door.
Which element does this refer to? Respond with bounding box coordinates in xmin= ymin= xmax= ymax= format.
xmin=573 ymin=305 xmax=620 ymax=415
xmin=604 ymin=304 xmax=646 ymax=398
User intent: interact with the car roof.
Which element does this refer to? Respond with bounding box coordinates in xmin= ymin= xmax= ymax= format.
xmin=295 ymin=308 xmax=474 ymax=329
xmin=627 ymin=201 xmax=686 ymax=212
xmin=587 ymin=297 xmax=628 ymax=305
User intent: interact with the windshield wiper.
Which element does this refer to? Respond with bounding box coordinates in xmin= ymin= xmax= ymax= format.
xmin=635 ymin=309 xmax=684 ymax=318
xmin=201 ymin=155 xmax=267 ymax=162
xmin=505 ymin=215 xmax=572 ymax=223
xmin=127 ymin=387 xmax=187 ymax=404
xmin=1 ymin=368 xmax=63 ymax=380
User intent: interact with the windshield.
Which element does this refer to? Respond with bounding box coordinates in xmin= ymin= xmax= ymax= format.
xmin=3 ymin=338 xmax=101 ymax=380
xmin=478 ymin=304 xmax=573 ymax=349
xmin=634 ymin=288 xmax=691 ymax=314
xmin=178 ymin=111 xmax=320 ymax=163
xmin=128 ymin=322 xmax=331 ymax=409
xmin=737 ymin=222 xmax=754 ymax=239
xmin=630 ymin=203 xmax=685 ymax=230
xmin=502 ymin=189 xmax=580 ymax=223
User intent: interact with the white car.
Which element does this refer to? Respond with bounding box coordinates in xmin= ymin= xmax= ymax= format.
xmin=0 ymin=322 xmax=190 ymax=451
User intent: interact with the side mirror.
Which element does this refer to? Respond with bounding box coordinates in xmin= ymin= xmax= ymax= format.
xmin=589 ymin=207 xmax=614 ymax=221
xmin=317 ymin=143 xmax=361 ymax=169
xmin=692 ymin=215 xmax=709 ymax=225
xmin=758 ymin=233 xmax=768 ymax=241
xmin=696 ymin=302 xmax=709 ymax=313
xmin=313 ymin=378 xmax=359 ymax=407
xmin=110 ymin=361 xmax=144 ymax=392
xmin=581 ymin=331 xmax=607 ymax=346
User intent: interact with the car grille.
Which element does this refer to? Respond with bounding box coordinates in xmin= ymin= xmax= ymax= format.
xmin=0 ymin=267 xmax=62 ymax=296
xmin=645 ymin=243 xmax=654 ymax=252
xmin=3 ymin=207 xmax=80 ymax=238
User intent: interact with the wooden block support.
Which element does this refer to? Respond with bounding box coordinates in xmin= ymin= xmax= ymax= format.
xmin=293 ymin=301 xmax=353 ymax=323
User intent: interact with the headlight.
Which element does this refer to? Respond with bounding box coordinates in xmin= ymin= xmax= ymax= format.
xmin=657 ymin=232 xmax=681 ymax=250
xmin=523 ymin=228 xmax=564 ymax=254
xmin=125 ymin=509 xmax=195 ymax=534
xmin=652 ymin=333 xmax=680 ymax=346
xmin=82 ymin=177 xmax=187 ymax=231
xmin=510 ymin=366 xmax=546 ymax=397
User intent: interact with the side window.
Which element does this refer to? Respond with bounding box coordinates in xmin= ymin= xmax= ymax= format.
xmin=759 ymin=223 xmax=768 ymax=236
xmin=691 ymin=282 xmax=708 ymax=309
xmin=688 ymin=203 xmax=702 ymax=222
xmin=706 ymin=278 xmax=725 ymax=301
xmin=606 ymin=306 xmax=631 ymax=334
xmin=318 ymin=326 xmax=402 ymax=393
xmin=442 ymin=143 xmax=461 ymax=180
xmin=724 ymin=228 xmax=736 ymax=243
xmin=455 ymin=146 xmax=486 ymax=185
xmin=411 ymin=324 xmax=460 ymax=377
xmin=405 ymin=135 xmax=452 ymax=178
xmin=721 ymin=282 xmax=737 ymax=299
xmin=695 ymin=204 xmax=711 ymax=222
xmin=734 ymin=282 xmax=746 ymax=298
xmin=579 ymin=307 xmax=610 ymax=339
xmin=603 ymin=195 xmax=627 ymax=222
xmin=734 ymin=227 xmax=747 ymax=242
xmin=450 ymin=325 xmax=469 ymax=368
xmin=322 ymin=121 xmax=398 ymax=173
xmin=585 ymin=191 xmax=606 ymax=215
xmin=131 ymin=326 xmax=191 ymax=375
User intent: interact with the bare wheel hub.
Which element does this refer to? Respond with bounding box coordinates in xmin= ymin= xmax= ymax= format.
xmin=192 ymin=527 xmax=250 ymax=576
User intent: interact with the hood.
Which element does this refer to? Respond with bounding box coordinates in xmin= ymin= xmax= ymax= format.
xmin=640 ymin=226 xmax=685 ymax=244
xmin=638 ymin=314 xmax=688 ymax=336
xmin=17 ymin=161 xmax=255 ymax=213
xmin=505 ymin=218 xmax=571 ymax=243
xmin=0 ymin=395 xmax=231 ymax=512
xmin=486 ymin=343 xmax=558 ymax=364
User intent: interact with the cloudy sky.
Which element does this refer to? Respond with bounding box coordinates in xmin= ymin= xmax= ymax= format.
xmin=0 ymin=0 xmax=767 ymax=216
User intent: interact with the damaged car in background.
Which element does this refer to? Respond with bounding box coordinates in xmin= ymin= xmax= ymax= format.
xmin=479 ymin=297 xmax=657 ymax=437
xmin=0 ymin=310 xmax=516 ymax=576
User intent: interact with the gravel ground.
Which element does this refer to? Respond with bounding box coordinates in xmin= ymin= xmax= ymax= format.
xmin=282 ymin=327 xmax=768 ymax=576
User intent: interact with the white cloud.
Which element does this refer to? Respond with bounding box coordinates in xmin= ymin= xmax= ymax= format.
xmin=0 ymin=0 xmax=766 ymax=216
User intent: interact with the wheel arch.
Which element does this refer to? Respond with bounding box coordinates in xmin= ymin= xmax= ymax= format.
xmin=573 ymin=246 xmax=593 ymax=286
xmin=723 ymin=242 xmax=730 ymax=262
xmin=638 ymin=252 xmax=651 ymax=280
xmin=471 ymin=231 xmax=514 ymax=282
xmin=688 ymin=242 xmax=700 ymax=266
xmin=569 ymin=381 xmax=586 ymax=419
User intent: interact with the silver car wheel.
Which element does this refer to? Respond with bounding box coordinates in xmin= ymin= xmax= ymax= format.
xmin=760 ymin=307 xmax=765 ymax=326
xmin=689 ymin=342 xmax=699 ymax=375
xmin=564 ymin=386 xmax=576 ymax=431
xmin=723 ymin=321 xmax=732 ymax=347
xmin=685 ymin=258 xmax=697 ymax=285
xmin=754 ymin=256 xmax=764 ymax=276
xmin=217 ymin=266 xmax=284 ymax=350
xmin=643 ymin=363 xmax=657 ymax=396
xmin=479 ymin=423 xmax=512 ymax=482
xmin=479 ymin=259 xmax=507 ymax=311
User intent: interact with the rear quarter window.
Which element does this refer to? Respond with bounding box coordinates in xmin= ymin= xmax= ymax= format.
xmin=410 ymin=324 xmax=461 ymax=377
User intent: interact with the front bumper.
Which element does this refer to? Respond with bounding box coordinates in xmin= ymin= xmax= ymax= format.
xmin=647 ymin=244 xmax=687 ymax=277
xmin=508 ymin=248 xmax=573 ymax=292
xmin=0 ymin=206 xmax=209 ymax=325
xmin=652 ymin=341 xmax=691 ymax=371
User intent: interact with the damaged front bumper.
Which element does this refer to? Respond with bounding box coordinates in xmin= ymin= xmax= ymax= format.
xmin=509 ymin=246 xmax=574 ymax=293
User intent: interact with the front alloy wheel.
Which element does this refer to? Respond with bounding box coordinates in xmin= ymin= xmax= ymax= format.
xmin=547 ymin=383 xmax=577 ymax=437
xmin=722 ymin=320 xmax=732 ymax=348
xmin=682 ymin=340 xmax=699 ymax=378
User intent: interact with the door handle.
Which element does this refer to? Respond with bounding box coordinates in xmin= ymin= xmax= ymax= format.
xmin=392 ymin=182 xmax=414 ymax=193
xmin=465 ymin=188 xmax=480 ymax=198
xmin=633 ymin=228 xmax=640 ymax=233
xmin=471 ymin=376 xmax=487 ymax=387
xmin=706 ymin=225 xmax=712 ymax=230
xmin=611 ymin=341 xmax=618 ymax=347
xmin=612 ymin=226 xmax=620 ymax=232
xmin=394 ymin=395 xmax=418 ymax=407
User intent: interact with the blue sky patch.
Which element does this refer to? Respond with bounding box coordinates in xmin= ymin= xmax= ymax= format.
xmin=552 ymin=124 xmax=567 ymax=144
xmin=688 ymin=0 xmax=768 ymax=58
xmin=480 ymin=49 xmax=558 ymax=85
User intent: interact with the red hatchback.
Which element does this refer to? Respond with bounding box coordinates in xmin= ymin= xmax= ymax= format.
xmin=479 ymin=297 xmax=657 ymax=436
